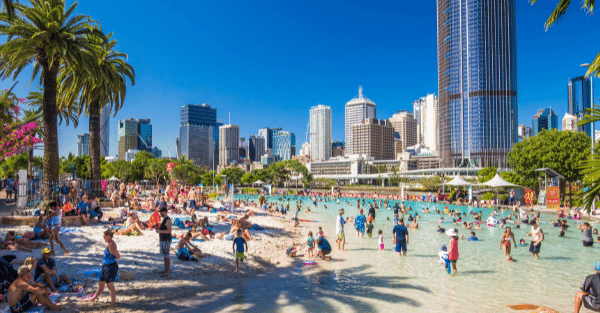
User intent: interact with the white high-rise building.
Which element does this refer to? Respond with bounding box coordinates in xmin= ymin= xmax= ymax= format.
xmin=345 ymin=86 xmax=376 ymax=155
xmin=219 ymin=124 xmax=240 ymax=167
xmin=412 ymin=94 xmax=438 ymax=151
xmin=300 ymin=142 xmax=311 ymax=157
xmin=100 ymin=106 xmax=110 ymax=157
xmin=562 ymin=113 xmax=578 ymax=132
xmin=310 ymin=104 xmax=332 ymax=161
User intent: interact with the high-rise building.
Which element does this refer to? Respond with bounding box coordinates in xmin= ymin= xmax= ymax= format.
xmin=310 ymin=104 xmax=332 ymax=161
xmin=179 ymin=104 xmax=217 ymax=168
xmin=388 ymin=111 xmax=418 ymax=152
xmin=562 ymin=113 xmax=578 ymax=132
xmin=517 ymin=124 xmax=533 ymax=141
xmin=351 ymin=119 xmax=394 ymax=160
xmin=437 ymin=0 xmax=518 ymax=168
xmin=345 ymin=86 xmax=376 ymax=155
xmin=272 ymin=130 xmax=295 ymax=161
xmin=151 ymin=146 xmax=162 ymax=158
xmin=77 ymin=133 xmax=90 ymax=157
xmin=248 ymin=135 xmax=265 ymax=163
xmin=100 ymin=106 xmax=110 ymax=157
xmin=118 ymin=119 xmax=151 ymax=159
xmin=568 ymin=76 xmax=592 ymax=136
xmin=258 ymin=127 xmax=281 ymax=150
xmin=412 ymin=94 xmax=438 ymax=151
xmin=532 ymin=108 xmax=558 ymax=135
xmin=300 ymin=142 xmax=311 ymax=157
xmin=219 ymin=124 xmax=239 ymax=167
xmin=331 ymin=141 xmax=345 ymax=158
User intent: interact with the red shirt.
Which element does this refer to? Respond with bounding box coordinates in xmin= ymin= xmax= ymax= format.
xmin=449 ymin=238 xmax=459 ymax=261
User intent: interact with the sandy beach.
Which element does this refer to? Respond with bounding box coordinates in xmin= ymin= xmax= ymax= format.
xmin=0 ymin=201 xmax=308 ymax=312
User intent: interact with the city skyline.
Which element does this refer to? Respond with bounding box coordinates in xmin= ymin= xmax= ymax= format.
xmin=9 ymin=0 xmax=598 ymax=158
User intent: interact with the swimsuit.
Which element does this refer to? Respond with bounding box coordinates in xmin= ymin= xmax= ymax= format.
xmin=10 ymin=292 xmax=35 ymax=313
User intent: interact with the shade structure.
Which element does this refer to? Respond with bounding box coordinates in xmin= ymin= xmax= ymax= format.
xmin=479 ymin=173 xmax=522 ymax=188
xmin=107 ymin=176 xmax=120 ymax=182
xmin=252 ymin=180 xmax=267 ymax=185
xmin=444 ymin=176 xmax=474 ymax=186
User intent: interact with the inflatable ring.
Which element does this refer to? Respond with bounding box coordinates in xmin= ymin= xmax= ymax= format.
xmin=304 ymin=260 xmax=316 ymax=265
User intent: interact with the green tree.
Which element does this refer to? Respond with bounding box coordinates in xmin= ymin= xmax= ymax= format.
xmin=0 ymin=0 xmax=103 ymax=188
xmin=0 ymin=153 xmax=41 ymax=177
xmin=268 ymin=162 xmax=290 ymax=187
xmin=145 ymin=158 xmax=168 ymax=183
xmin=128 ymin=151 xmax=154 ymax=181
xmin=251 ymin=169 xmax=271 ymax=183
xmin=220 ymin=167 xmax=245 ymax=185
xmin=60 ymin=30 xmax=134 ymax=196
xmin=508 ymin=129 xmax=591 ymax=192
xmin=172 ymin=163 xmax=202 ymax=186
xmin=478 ymin=167 xmax=497 ymax=183
xmin=282 ymin=159 xmax=309 ymax=189
xmin=241 ymin=172 xmax=254 ymax=186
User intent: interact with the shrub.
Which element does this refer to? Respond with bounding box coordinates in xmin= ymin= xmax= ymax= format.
xmin=481 ymin=192 xmax=495 ymax=201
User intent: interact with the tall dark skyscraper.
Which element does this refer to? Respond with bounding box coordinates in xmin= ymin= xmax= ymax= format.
xmin=568 ymin=76 xmax=592 ymax=136
xmin=179 ymin=104 xmax=217 ymax=167
xmin=437 ymin=0 xmax=518 ymax=168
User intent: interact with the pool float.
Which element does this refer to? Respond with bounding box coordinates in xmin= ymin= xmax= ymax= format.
xmin=304 ymin=260 xmax=316 ymax=265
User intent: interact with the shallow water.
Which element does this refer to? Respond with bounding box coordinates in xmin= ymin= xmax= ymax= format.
xmin=205 ymin=195 xmax=594 ymax=312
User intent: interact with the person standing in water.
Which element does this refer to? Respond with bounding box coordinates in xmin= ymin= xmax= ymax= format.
xmin=392 ymin=219 xmax=409 ymax=256
xmin=336 ymin=209 xmax=350 ymax=250
xmin=446 ymin=228 xmax=459 ymax=273
xmin=527 ymin=219 xmax=544 ymax=259
xmin=499 ymin=227 xmax=517 ymax=259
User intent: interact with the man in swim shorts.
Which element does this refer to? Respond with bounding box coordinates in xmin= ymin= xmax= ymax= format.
xmin=313 ymin=237 xmax=332 ymax=261
xmin=336 ymin=209 xmax=349 ymax=250
xmin=527 ymin=219 xmax=543 ymax=259
xmin=155 ymin=207 xmax=172 ymax=277
xmin=7 ymin=266 xmax=61 ymax=312
xmin=575 ymin=261 xmax=600 ymax=312
xmin=393 ymin=219 xmax=409 ymax=256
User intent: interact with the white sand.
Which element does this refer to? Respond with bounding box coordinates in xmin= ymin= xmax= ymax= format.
xmin=0 ymin=202 xmax=308 ymax=312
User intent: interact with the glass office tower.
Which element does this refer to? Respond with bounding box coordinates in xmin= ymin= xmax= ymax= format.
xmin=568 ymin=76 xmax=592 ymax=137
xmin=437 ymin=0 xmax=518 ymax=168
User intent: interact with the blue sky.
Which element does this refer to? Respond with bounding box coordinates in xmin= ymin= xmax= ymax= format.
xmin=6 ymin=0 xmax=600 ymax=157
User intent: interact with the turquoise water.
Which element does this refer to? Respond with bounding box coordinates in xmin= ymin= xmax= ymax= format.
xmin=213 ymin=195 xmax=595 ymax=312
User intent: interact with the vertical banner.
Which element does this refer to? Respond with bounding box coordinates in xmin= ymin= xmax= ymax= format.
xmin=468 ymin=186 xmax=473 ymax=202
xmin=229 ymin=183 xmax=234 ymax=213
xmin=546 ymin=186 xmax=560 ymax=209
xmin=17 ymin=169 xmax=28 ymax=211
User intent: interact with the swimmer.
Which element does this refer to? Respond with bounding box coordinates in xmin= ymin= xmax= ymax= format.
xmin=499 ymin=227 xmax=517 ymax=257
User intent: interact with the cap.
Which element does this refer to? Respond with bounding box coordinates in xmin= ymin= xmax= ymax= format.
xmin=595 ymin=261 xmax=600 ymax=272
xmin=359 ymin=209 xmax=363 ymax=214
xmin=159 ymin=207 xmax=168 ymax=213
xmin=42 ymin=248 xmax=52 ymax=254
xmin=339 ymin=209 xmax=345 ymax=214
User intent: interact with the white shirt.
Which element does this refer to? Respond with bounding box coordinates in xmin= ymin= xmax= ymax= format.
xmin=336 ymin=215 xmax=345 ymax=235
xmin=378 ymin=234 xmax=383 ymax=245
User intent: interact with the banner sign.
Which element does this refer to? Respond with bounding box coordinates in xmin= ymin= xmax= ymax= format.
xmin=166 ymin=163 xmax=178 ymax=172
xmin=546 ymin=187 xmax=560 ymax=209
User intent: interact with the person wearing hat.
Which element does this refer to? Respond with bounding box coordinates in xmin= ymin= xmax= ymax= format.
xmin=335 ymin=209 xmax=350 ymax=250
xmin=446 ymin=228 xmax=459 ymax=273
xmin=575 ymin=261 xmax=600 ymax=312
xmin=7 ymin=266 xmax=61 ymax=312
xmin=34 ymin=248 xmax=72 ymax=292
xmin=155 ymin=207 xmax=172 ymax=277
xmin=392 ymin=218 xmax=409 ymax=256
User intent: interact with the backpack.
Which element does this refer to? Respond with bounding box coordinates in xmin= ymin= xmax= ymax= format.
xmin=0 ymin=255 xmax=18 ymax=295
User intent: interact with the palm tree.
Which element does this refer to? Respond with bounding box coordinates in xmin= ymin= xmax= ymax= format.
xmin=0 ymin=0 xmax=103 ymax=191
xmin=2 ymin=0 xmax=15 ymax=19
xmin=60 ymin=29 xmax=134 ymax=197
xmin=530 ymin=0 xmax=598 ymax=76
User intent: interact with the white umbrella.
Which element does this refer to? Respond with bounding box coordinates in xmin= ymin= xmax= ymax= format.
xmin=443 ymin=176 xmax=474 ymax=186
xmin=252 ymin=179 xmax=266 ymax=185
xmin=107 ymin=176 xmax=120 ymax=182
xmin=479 ymin=173 xmax=523 ymax=206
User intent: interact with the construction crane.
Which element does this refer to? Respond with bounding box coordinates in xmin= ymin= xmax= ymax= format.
xmin=305 ymin=121 xmax=315 ymax=144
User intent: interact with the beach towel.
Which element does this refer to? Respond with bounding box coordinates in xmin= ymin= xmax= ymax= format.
xmin=147 ymin=210 xmax=161 ymax=229
xmin=62 ymin=202 xmax=73 ymax=213
xmin=1 ymin=305 xmax=45 ymax=313
xmin=173 ymin=218 xmax=188 ymax=229
xmin=77 ymin=268 xmax=118 ymax=282
xmin=59 ymin=228 xmax=82 ymax=235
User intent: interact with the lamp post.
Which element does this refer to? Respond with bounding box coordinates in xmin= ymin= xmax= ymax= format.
xmin=581 ymin=63 xmax=595 ymax=151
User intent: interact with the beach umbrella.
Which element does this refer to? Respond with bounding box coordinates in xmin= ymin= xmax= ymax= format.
xmin=479 ymin=173 xmax=523 ymax=205
xmin=253 ymin=179 xmax=266 ymax=185
xmin=107 ymin=176 xmax=120 ymax=182
xmin=443 ymin=176 xmax=473 ymax=186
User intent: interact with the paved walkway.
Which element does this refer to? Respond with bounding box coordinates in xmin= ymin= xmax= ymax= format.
xmin=0 ymin=190 xmax=17 ymax=217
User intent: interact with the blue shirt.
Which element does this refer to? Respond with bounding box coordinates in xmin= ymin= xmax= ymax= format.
xmin=355 ymin=215 xmax=366 ymax=228
xmin=76 ymin=201 xmax=89 ymax=214
xmin=234 ymin=237 xmax=246 ymax=253
xmin=393 ymin=224 xmax=408 ymax=242
xmin=318 ymin=238 xmax=331 ymax=250
xmin=468 ymin=236 xmax=479 ymax=241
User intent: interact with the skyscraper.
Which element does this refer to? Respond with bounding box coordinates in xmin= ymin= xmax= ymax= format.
xmin=100 ymin=107 xmax=110 ymax=157
xmin=248 ymin=135 xmax=265 ymax=163
xmin=179 ymin=104 xmax=217 ymax=168
xmin=345 ymin=86 xmax=376 ymax=155
xmin=517 ymin=124 xmax=533 ymax=141
xmin=310 ymin=104 xmax=332 ymax=161
xmin=219 ymin=124 xmax=239 ymax=167
xmin=272 ymin=130 xmax=295 ymax=161
xmin=568 ymin=76 xmax=592 ymax=136
xmin=388 ymin=111 xmax=418 ymax=151
xmin=532 ymin=108 xmax=558 ymax=135
xmin=412 ymin=94 xmax=439 ymax=151
xmin=351 ymin=119 xmax=394 ymax=160
xmin=77 ymin=133 xmax=90 ymax=157
xmin=437 ymin=0 xmax=518 ymax=168
xmin=118 ymin=119 xmax=151 ymax=159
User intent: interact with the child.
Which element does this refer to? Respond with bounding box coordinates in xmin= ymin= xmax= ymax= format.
xmin=468 ymin=232 xmax=479 ymax=241
xmin=233 ymin=229 xmax=248 ymax=272
xmin=366 ymin=220 xmax=374 ymax=238
xmin=307 ymin=231 xmax=315 ymax=259
xmin=294 ymin=208 xmax=300 ymax=227
xmin=438 ymin=244 xmax=451 ymax=274
xmin=518 ymin=239 xmax=528 ymax=247
xmin=446 ymin=228 xmax=459 ymax=273
xmin=177 ymin=231 xmax=207 ymax=262
xmin=316 ymin=227 xmax=325 ymax=239
xmin=378 ymin=230 xmax=384 ymax=250
xmin=285 ymin=246 xmax=297 ymax=257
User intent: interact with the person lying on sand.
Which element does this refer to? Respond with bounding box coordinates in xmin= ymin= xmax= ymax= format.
xmin=6 ymin=231 xmax=47 ymax=249
xmin=176 ymin=232 xmax=208 ymax=261
xmin=229 ymin=221 xmax=253 ymax=241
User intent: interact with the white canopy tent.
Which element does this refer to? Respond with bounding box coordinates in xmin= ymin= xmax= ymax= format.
xmin=443 ymin=176 xmax=474 ymax=186
xmin=252 ymin=179 xmax=267 ymax=185
xmin=107 ymin=176 xmax=120 ymax=182
xmin=479 ymin=173 xmax=523 ymax=206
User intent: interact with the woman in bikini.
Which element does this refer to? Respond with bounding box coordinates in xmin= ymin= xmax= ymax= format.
xmin=46 ymin=202 xmax=68 ymax=256
xmin=5 ymin=231 xmax=47 ymax=250
xmin=499 ymin=227 xmax=517 ymax=259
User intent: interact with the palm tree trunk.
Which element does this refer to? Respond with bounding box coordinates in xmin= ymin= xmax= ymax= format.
xmin=42 ymin=65 xmax=60 ymax=197
xmin=89 ymin=100 xmax=102 ymax=198
xmin=28 ymin=148 xmax=34 ymax=175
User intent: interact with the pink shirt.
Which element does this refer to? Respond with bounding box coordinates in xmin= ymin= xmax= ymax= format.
xmin=448 ymin=238 xmax=459 ymax=261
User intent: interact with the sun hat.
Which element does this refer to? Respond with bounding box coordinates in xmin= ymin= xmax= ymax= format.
xmin=595 ymin=261 xmax=600 ymax=271
xmin=42 ymin=248 xmax=52 ymax=254
xmin=445 ymin=228 xmax=458 ymax=237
